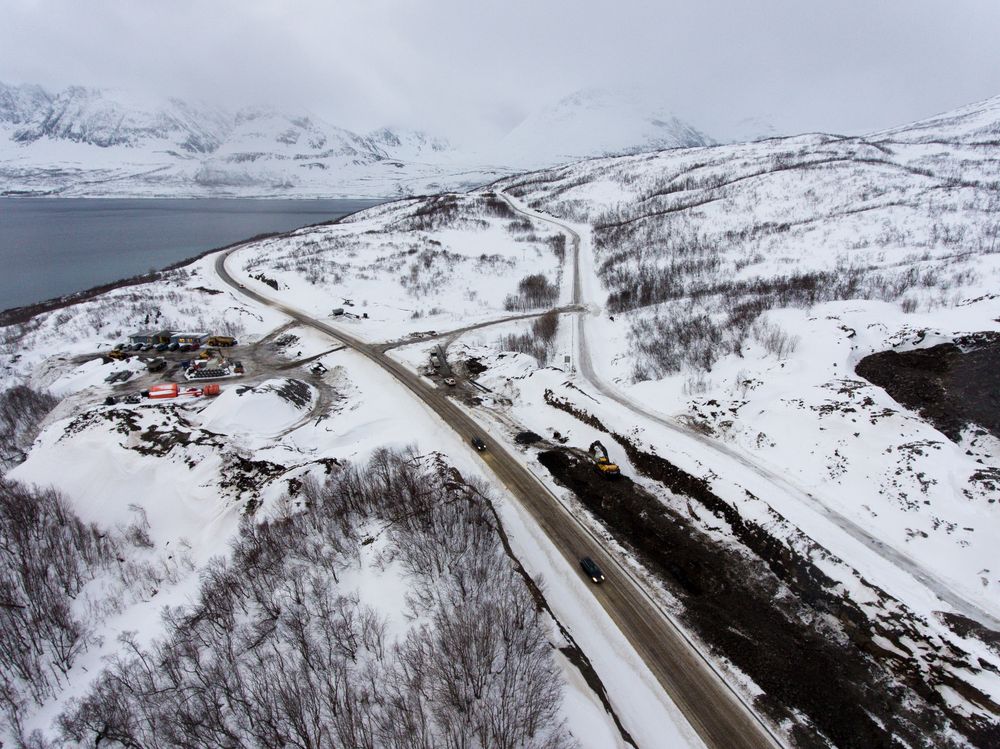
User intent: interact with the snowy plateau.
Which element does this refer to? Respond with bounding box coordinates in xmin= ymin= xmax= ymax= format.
xmin=0 ymin=83 xmax=744 ymax=198
xmin=1 ymin=91 xmax=1000 ymax=749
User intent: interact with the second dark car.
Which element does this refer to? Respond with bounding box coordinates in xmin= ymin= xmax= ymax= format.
xmin=580 ymin=556 xmax=605 ymax=583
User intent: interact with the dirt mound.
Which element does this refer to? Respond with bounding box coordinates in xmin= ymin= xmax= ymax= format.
xmin=464 ymin=357 xmax=488 ymax=375
xmin=856 ymin=332 xmax=1000 ymax=442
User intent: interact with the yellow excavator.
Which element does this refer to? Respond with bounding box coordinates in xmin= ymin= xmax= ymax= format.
xmin=589 ymin=441 xmax=621 ymax=479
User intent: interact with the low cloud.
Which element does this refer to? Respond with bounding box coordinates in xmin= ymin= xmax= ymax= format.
xmin=2 ymin=0 xmax=999 ymax=144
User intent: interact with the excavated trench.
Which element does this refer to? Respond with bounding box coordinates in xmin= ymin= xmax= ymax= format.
xmin=538 ymin=393 xmax=1000 ymax=748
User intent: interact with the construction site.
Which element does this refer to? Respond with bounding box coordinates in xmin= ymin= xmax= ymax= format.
xmin=91 ymin=324 xmax=342 ymax=409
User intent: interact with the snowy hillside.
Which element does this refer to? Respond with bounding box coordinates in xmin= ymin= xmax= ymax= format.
xmin=494 ymin=100 xmax=1000 ymax=605
xmin=485 ymin=96 xmax=1000 ymax=745
xmin=3 ymin=92 xmax=1000 ymax=746
xmin=0 ymin=199 xmax=662 ymax=747
xmin=0 ymin=81 xmax=511 ymax=198
xmin=232 ymin=192 xmax=570 ymax=341
xmin=872 ymin=93 xmax=1000 ymax=144
xmin=494 ymin=88 xmax=713 ymax=168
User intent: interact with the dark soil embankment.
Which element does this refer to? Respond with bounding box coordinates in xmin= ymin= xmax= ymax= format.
xmin=539 ymin=450 xmax=899 ymax=747
xmin=856 ymin=332 xmax=1000 ymax=442
xmin=539 ymin=391 xmax=999 ymax=748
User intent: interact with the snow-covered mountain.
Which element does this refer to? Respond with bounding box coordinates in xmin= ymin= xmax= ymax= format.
xmin=0 ymin=82 xmax=498 ymax=197
xmin=366 ymin=126 xmax=451 ymax=161
xmin=493 ymin=88 xmax=713 ymax=167
xmin=6 ymin=85 xmax=232 ymax=152
xmin=0 ymin=81 xmax=793 ymax=197
xmin=0 ymin=81 xmax=780 ymax=197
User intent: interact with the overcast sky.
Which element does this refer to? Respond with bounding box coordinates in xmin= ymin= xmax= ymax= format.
xmin=3 ymin=0 xmax=999 ymax=145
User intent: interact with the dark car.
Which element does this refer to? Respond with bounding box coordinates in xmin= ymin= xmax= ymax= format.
xmin=168 ymin=342 xmax=180 ymax=351
xmin=580 ymin=557 xmax=605 ymax=584
xmin=471 ymin=436 xmax=486 ymax=452
xmin=156 ymin=343 xmax=169 ymax=352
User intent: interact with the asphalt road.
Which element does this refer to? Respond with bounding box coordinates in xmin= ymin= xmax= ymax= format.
xmin=498 ymin=195 xmax=1000 ymax=633
xmin=215 ymin=251 xmax=780 ymax=748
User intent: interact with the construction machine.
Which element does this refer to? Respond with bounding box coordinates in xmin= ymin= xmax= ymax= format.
xmin=588 ymin=441 xmax=621 ymax=479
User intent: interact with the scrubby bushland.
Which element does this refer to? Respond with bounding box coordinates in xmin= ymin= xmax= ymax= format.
xmin=59 ymin=449 xmax=571 ymax=749
xmin=0 ymin=480 xmax=115 ymax=738
xmin=597 ymin=210 xmax=988 ymax=380
xmin=251 ymin=193 xmax=566 ymax=305
xmin=0 ymin=479 xmax=193 ymax=744
xmin=0 ymin=425 xmax=213 ymax=743
xmin=504 ymin=274 xmax=560 ymax=312
xmin=502 ymin=135 xmax=1000 ymax=381
xmin=0 ymin=385 xmax=58 ymax=471
xmin=498 ymin=310 xmax=561 ymax=367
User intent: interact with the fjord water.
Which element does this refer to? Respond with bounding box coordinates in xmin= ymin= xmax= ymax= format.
xmin=0 ymin=197 xmax=385 ymax=311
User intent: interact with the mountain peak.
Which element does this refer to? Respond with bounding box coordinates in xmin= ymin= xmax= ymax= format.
xmin=494 ymin=87 xmax=712 ymax=167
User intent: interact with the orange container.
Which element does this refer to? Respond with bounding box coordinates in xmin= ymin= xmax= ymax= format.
xmin=202 ymin=384 xmax=221 ymax=396
xmin=148 ymin=383 xmax=179 ymax=399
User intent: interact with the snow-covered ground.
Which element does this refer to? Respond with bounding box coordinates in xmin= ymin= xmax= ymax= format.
xmin=0 ymin=208 xmax=691 ymax=745
xmin=495 ymin=97 xmax=1000 ymax=621
xmin=4 ymin=91 xmax=1000 ymax=746
xmin=229 ymin=192 xmax=570 ymax=343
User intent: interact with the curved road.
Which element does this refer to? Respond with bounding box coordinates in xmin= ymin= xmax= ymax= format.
xmin=215 ymin=251 xmax=779 ymax=748
xmin=378 ymin=304 xmax=583 ymax=352
xmin=499 ymin=194 xmax=1000 ymax=633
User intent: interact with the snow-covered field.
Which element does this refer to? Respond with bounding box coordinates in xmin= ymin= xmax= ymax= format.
xmin=230 ymin=192 xmax=570 ymax=343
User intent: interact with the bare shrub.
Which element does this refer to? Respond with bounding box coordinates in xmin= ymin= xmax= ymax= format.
xmin=0 ymin=385 xmax=58 ymax=471
xmin=498 ymin=311 xmax=561 ymax=367
xmin=751 ymin=319 xmax=799 ymax=359
xmin=504 ymin=274 xmax=559 ymax=311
